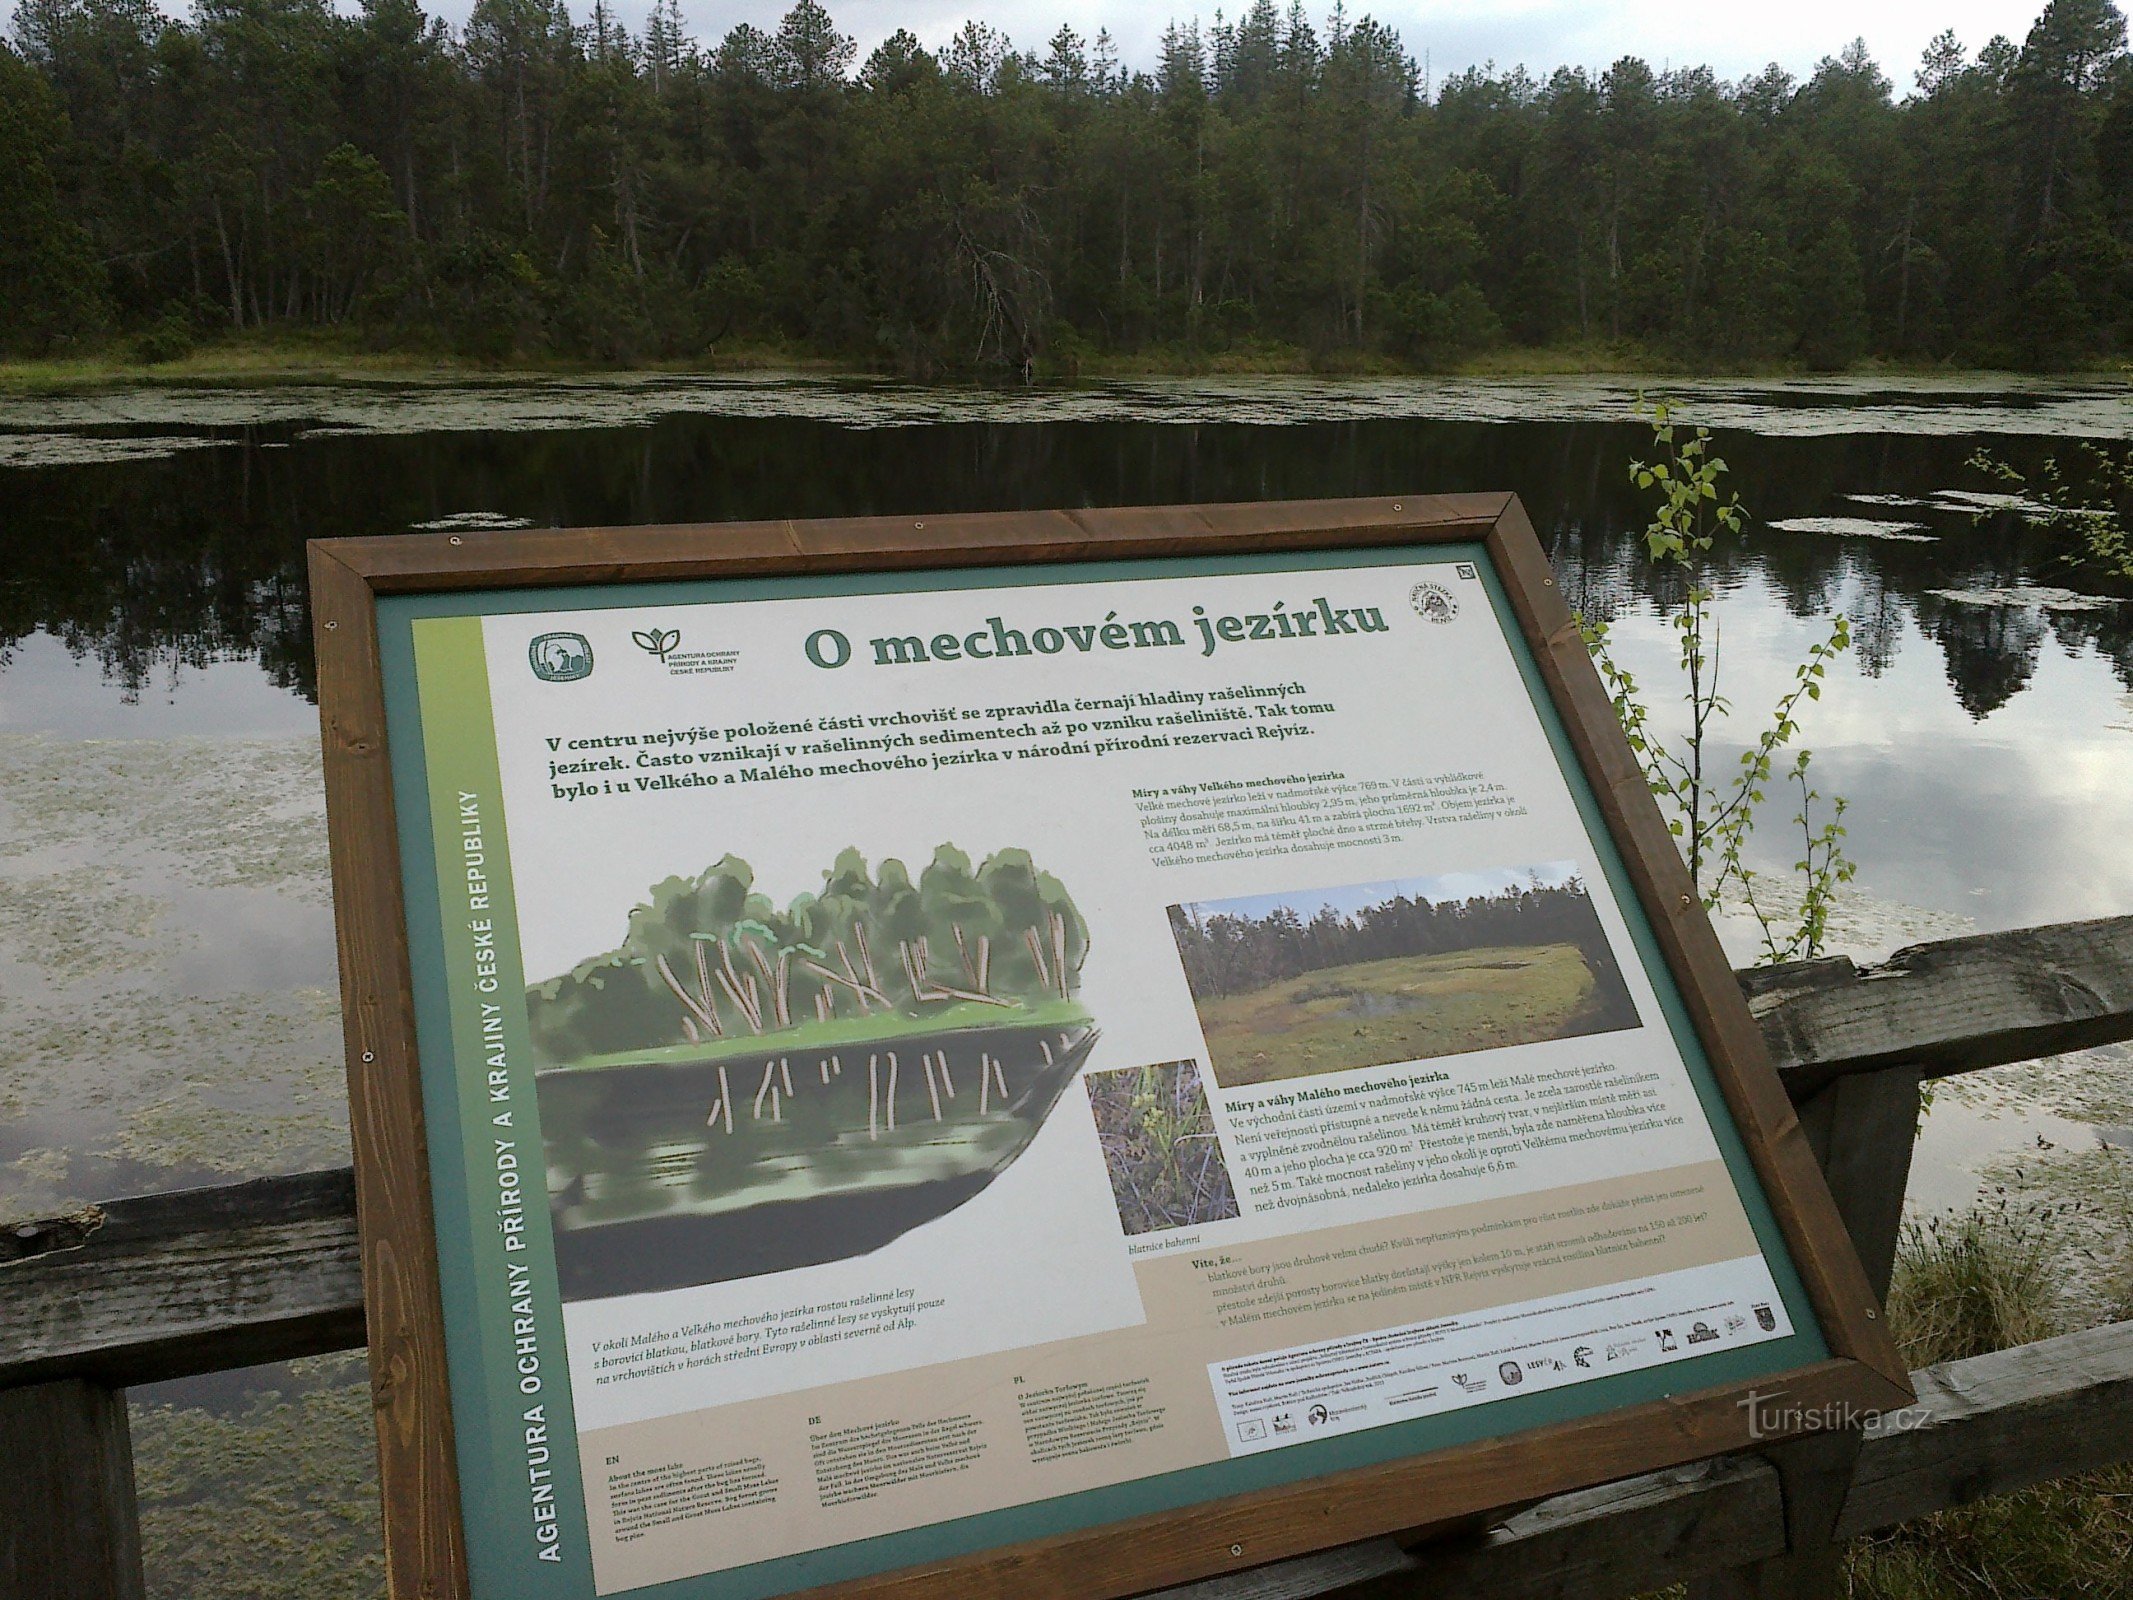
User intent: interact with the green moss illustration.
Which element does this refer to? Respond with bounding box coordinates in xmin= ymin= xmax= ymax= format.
xmin=528 ymin=844 xmax=1087 ymax=1066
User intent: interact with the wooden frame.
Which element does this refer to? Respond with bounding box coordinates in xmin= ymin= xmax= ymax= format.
xmin=310 ymin=492 xmax=1911 ymax=1600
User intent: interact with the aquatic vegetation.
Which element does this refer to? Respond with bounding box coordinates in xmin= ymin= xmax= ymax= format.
xmin=1707 ymin=881 xmax=1971 ymax=969
xmin=133 ymin=1354 xmax=384 ymax=1600
xmin=407 ymin=510 xmax=535 ymax=531
xmin=1963 ymin=420 xmax=2133 ymax=588
xmin=0 ymin=732 xmax=342 ymax=1213
xmin=1087 ymin=1060 xmax=1238 ymax=1236
xmin=6 ymin=375 xmax=2133 ymax=474
xmin=1926 ymin=583 xmax=2126 ymax=612
xmin=0 ymin=868 xmax=167 ymax=984
xmin=1765 ymin=516 xmax=1936 ymax=542
xmin=0 ymin=735 xmax=329 ymax=902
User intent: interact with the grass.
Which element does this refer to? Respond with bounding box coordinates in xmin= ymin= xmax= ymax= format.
xmin=9 ymin=328 xmax=2127 ymax=394
xmin=1191 ymin=942 xmax=1621 ymax=1087
xmin=0 ymin=329 xmax=841 ymax=395
xmin=1843 ymin=1186 xmax=2133 ymax=1600
xmin=1882 ymin=1196 xmax=2068 ymax=1367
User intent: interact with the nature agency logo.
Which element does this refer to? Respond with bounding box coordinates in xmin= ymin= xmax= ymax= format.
xmin=632 ymin=624 xmax=682 ymax=662
xmin=528 ymin=631 xmax=594 ymax=682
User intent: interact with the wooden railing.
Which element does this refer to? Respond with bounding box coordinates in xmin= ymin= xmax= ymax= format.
xmin=7 ymin=915 xmax=2133 ymax=1600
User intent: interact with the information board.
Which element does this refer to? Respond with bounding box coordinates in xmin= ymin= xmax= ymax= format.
xmin=311 ymin=495 xmax=1908 ymax=1600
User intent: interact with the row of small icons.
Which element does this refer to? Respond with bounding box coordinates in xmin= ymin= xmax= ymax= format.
xmin=1236 ymin=1403 xmax=1332 ymax=1442
xmin=1233 ymin=1305 xmax=1776 ymax=1441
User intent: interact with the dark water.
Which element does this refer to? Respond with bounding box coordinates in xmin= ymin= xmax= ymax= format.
xmin=4 ymin=404 xmax=2125 ymax=708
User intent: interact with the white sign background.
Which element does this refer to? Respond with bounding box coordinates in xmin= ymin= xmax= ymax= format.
xmin=474 ymin=559 xmax=1747 ymax=1433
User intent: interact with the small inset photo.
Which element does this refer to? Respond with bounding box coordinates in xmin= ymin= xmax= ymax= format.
xmin=1168 ymin=862 xmax=1640 ymax=1088
xmin=1086 ymin=1059 xmax=1241 ymax=1237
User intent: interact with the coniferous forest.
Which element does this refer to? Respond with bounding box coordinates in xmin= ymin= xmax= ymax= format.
xmin=1167 ymin=877 xmax=1625 ymax=1002
xmin=3 ymin=0 xmax=2130 ymax=371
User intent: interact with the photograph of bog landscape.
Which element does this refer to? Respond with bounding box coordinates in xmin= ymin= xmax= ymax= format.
xmin=1168 ymin=863 xmax=1640 ymax=1088
xmin=526 ymin=845 xmax=1095 ymax=1300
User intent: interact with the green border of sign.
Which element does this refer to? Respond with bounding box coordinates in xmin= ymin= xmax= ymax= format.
xmin=378 ymin=542 xmax=1825 ymax=1600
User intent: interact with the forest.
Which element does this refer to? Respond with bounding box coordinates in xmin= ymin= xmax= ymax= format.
xmin=3 ymin=0 xmax=2130 ymax=371
xmin=1167 ymin=875 xmax=1625 ymax=1000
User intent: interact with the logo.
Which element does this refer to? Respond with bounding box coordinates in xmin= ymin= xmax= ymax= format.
xmin=1236 ymin=1418 xmax=1266 ymax=1442
xmin=1451 ymin=1371 xmax=1486 ymax=1394
xmin=632 ymin=625 xmax=682 ymax=662
xmin=1306 ymin=1404 xmax=1329 ymax=1427
xmin=1754 ymin=1303 xmax=1776 ymax=1332
xmin=528 ymin=632 xmax=594 ymax=682
xmin=1688 ymin=1321 xmax=1719 ymax=1346
xmin=1498 ymin=1361 xmax=1523 ymax=1387
xmin=1573 ymin=1346 xmax=1593 ymax=1368
xmin=1454 ymin=562 xmax=1478 ymax=581
xmin=1272 ymin=1412 xmax=1297 ymax=1435
xmin=1725 ymin=1314 xmax=1747 ymax=1335
xmin=1410 ymin=581 xmax=1459 ymax=623
xmin=1656 ymin=1328 xmax=1678 ymax=1352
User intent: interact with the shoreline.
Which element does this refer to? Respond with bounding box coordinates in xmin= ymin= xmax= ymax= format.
xmin=4 ymin=335 xmax=2126 ymax=396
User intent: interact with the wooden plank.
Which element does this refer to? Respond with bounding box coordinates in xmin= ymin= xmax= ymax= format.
xmin=1744 ymin=915 xmax=2133 ymax=1093
xmin=1681 ymin=1431 xmax=1858 ymax=1600
xmin=1671 ymin=1069 xmax=1924 ymax=1600
xmin=309 ymin=543 xmax=471 ymax=1600
xmin=1837 ymin=1315 xmax=2133 ymax=1538
xmin=1794 ymin=1068 xmax=1923 ymax=1304
xmin=1140 ymin=1538 xmax=1420 ymax=1600
xmin=319 ymin=495 xmax=1514 ymax=593
xmin=0 ymin=1170 xmax=361 ymax=1389
xmin=1142 ymin=1318 xmax=2133 ymax=1600
xmin=1398 ymin=1454 xmax=1784 ymax=1600
xmin=0 ymin=1379 xmax=145 ymax=1600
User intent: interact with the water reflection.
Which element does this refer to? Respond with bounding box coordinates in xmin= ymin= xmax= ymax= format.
xmin=3 ymin=408 xmax=2124 ymax=720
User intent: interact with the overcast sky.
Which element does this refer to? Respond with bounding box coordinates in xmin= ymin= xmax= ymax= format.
xmin=516 ymin=0 xmax=2058 ymax=95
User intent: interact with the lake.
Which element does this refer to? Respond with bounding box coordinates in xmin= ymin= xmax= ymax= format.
xmin=2 ymin=372 xmax=2130 ymax=1593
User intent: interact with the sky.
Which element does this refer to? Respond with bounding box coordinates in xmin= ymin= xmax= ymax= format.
xmin=472 ymin=0 xmax=2061 ymax=96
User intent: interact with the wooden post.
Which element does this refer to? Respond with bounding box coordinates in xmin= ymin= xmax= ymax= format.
xmin=0 ymin=1378 xmax=146 ymax=1600
xmin=1793 ymin=1066 xmax=1924 ymax=1304
xmin=1685 ymin=1064 xmax=1924 ymax=1600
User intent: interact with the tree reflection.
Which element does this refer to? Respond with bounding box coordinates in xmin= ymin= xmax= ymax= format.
xmin=0 ymin=410 xmax=2121 ymax=721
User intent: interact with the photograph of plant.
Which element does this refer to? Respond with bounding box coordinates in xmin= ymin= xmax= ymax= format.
xmin=526 ymin=844 xmax=1099 ymax=1299
xmin=1086 ymin=1060 xmax=1239 ymax=1237
xmin=1169 ymin=863 xmax=1640 ymax=1088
